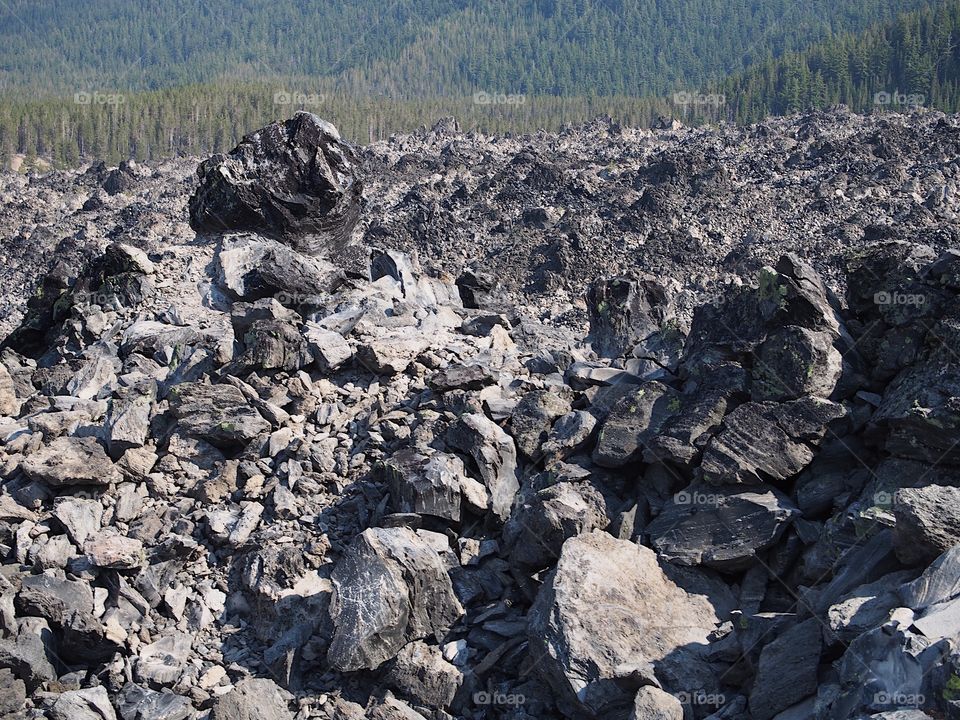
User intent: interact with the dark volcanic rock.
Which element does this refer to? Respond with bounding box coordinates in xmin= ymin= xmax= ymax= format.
xmin=189 ymin=112 xmax=364 ymax=255
xmin=327 ymin=527 xmax=463 ymax=672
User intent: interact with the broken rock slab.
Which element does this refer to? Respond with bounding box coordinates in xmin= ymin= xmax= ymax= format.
xmin=646 ymin=484 xmax=799 ymax=571
xmin=446 ymin=413 xmax=519 ymax=521
xmin=528 ymin=531 xmax=722 ymax=720
xmin=20 ymin=436 xmax=120 ymax=487
xmin=327 ymin=527 xmax=463 ymax=672
xmin=190 ymin=112 xmax=363 ymax=254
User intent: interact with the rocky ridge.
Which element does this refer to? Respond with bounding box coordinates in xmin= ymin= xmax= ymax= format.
xmin=0 ymin=111 xmax=958 ymax=719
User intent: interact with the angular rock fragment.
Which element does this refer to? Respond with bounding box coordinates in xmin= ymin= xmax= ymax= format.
xmin=647 ymin=484 xmax=798 ymax=570
xmin=190 ymin=112 xmax=363 ymax=253
xmin=386 ymin=449 xmax=484 ymax=522
xmin=209 ymin=677 xmax=293 ymax=720
xmin=701 ymin=397 xmax=845 ymax=485
xmin=510 ymin=389 xmax=571 ymax=460
xmin=446 ymin=414 xmax=519 ymax=520
xmin=503 ymin=480 xmax=613 ymax=571
xmin=384 ymin=640 xmax=463 ymax=709
xmin=893 ymin=485 xmax=960 ymax=565
xmin=328 ymin=527 xmax=463 ymax=672
xmin=592 ymin=381 xmax=679 ymax=468
xmin=168 ymin=382 xmax=270 ymax=449
xmin=748 ymin=618 xmax=822 ymax=720
xmin=528 ymin=531 xmax=722 ymax=719
xmin=21 ymin=436 xmax=120 ymax=487
xmin=752 ymin=326 xmax=842 ymax=401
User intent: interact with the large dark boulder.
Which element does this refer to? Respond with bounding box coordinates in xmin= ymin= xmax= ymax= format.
xmin=189 ymin=112 xmax=364 ymax=255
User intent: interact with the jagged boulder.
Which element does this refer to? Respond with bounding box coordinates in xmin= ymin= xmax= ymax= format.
xmin=528 ymin=531 xmax=723 ymax=720
xmin=327 ymin=527 xmax=463 ymax=672
xmin=646 ymin=484 xmax=799 ymax=570
xmin=189 ymin=112 xmax=364 ymax=254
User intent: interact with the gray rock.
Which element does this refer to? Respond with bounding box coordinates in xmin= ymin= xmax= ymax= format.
xmin=215 ymin=233 xmax=345 ymax=303
xmin=827 ymin=571 xmax=918 ymax=642
xmin=446 ymin=413 xmax=519 ymax=521
xmin=592 ymin=381 xmax=679 ymax=468
xmin=0 ymin=361 xmax=21 ymax=416
xmin=0 ymin=668 xmax=25 ymax=715
xmin=50 ymin=686 xmax=118 ymax=720
xmin=168 ymin=382 xmax=270 ymax=449
xmin=21 ymin=436 xmax=120 ymax=487
xmin=16 ymin=573 xmax=94 ymax=625
xmin=647 ymin=484 xmax=798 ymax=571
xmin=116 ymin=683 xmax=195 ymax=720
xmin=209 ymin=677 xmax=293 ymax=720
xmin=105 ymin=382 xmax=156 ymax=458
xmin=503 ymin=480 xmax=612 ymax=571
xmin=384 ymin=640 xmax=463 ymax=709
xmin=53 ymin=497 xmax=104 ymax=546
xmin=304 ymin=323 xmax=352 ymax=372
xmin=587 ymin=275 xmax=676 ymax=359
xmin=629 ymin=686 xmax=684 ymax=720
xmin=510 ymin=389 xmax=571 ymax=460
xmin=899 ymin=545 xmax=960 ymax=611
xmin=701 ymin=397 xmax=845 ymax=485
xmin=528 ymin=531 xmax=722 ymax=719
xmin=541 ymin=410 xmax=598 ymax=461
xmin=190 ymin=113 xmax=363 ymax=253
xmin=85 ymin=532 xmax=144 ymax=569
xmin=230 ymin=319 xmax=312 ymax=374
xmin=748 ymin=618 xmax=822 ymax=720
xmin=893 ymin=485 xmax=960 ymax=565
xmin=752 ymin=326 xmax=842 ymax=401
xmin=429 ymin=364 xmax=499 ymax=392
xmin=0 ymin=624 xmax=57 ymax=690
xmin=328 ymin=527 xmax=464 ymax=671
xmin=386 ymin=449 xmax=477 ymax=522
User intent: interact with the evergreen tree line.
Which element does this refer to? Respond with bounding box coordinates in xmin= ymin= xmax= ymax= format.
xmin=0 ymin=0 xmax=958 ymax=167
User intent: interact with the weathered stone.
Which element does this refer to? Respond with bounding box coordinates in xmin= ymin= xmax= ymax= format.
xmin=116 ymin=683 xmax=195 ymax=720
xmin=592 ymin=381 xmax=679 ymax=468
xmin=53 ymin=497 xmax=104 ymax=546
xmin=629 ymin=686 xmax=683 ymax=720
xmin=168 ymin=382 xmax=270 ymax=449
xmin=190 ymin=112 xmax=363 ymax=253
xmin=446 ymin=413 xmax=519 ymax=520
xmin=328 ymin=527 xmax=463 ymax=672
xmin=386 ymin=450 xmax=475 ymax=522
xmin=503 ymin=480 xmax=612 ymax=571
xmin=701 ymin=397 xmax=845 ymax=485
xmin=748 ymin=618 xmax=822 ymax=720
xmin=304 ymin=323 xmax=353 ymax=372
xmin=893 ymin=485 xmax=960 ymax=565
xmin=647 ymin=484 xmax=798 ymax=571
xmin=21 ymin=436 xmax=120 ymax=486
xmin=384 ymin=640 xmax=463 ymax=709
xmin=50 ymin=685 xmax=118 ymax=720
xmin=0 ymin=361 xmax=21 ymax=416
xmin=510 ymin=389 xmax=571 ymax=460
xmin=209 ymin=677 xmax=293 ymax=720
xmin=528 ymin=531 xmax=722 ymax=720
xmin=752 ymin=326 xmax=842 ymax=401
xmin=215 ymin=233 xmax=345 ymax=303
xmin=85 ymin=532 xmax=145 ymax=569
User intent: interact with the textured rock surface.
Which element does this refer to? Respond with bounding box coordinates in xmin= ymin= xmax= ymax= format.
xmin=1 ymin=112 xmax=960 ymax=719
xmin=189 ymin=112 xmax=363 ymax=254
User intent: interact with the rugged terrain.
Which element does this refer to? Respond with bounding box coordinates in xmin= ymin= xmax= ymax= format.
xmin=0 ymin=110 xmax=958 ymax=720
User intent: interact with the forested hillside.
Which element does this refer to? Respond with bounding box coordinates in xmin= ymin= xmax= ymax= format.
xmin=0 ymin=0 xmax=956 ymax=166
